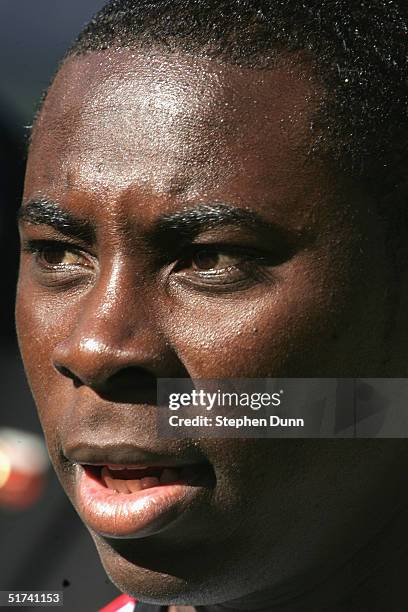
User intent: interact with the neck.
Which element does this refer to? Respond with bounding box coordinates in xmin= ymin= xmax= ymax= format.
xmin=203 ymin=502 xmax=408 ymax=612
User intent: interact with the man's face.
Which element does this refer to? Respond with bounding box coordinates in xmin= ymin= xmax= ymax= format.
xmin=16 ymin=49 xmax=408 ymax=604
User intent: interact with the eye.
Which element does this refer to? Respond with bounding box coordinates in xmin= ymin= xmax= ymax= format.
xmin=190 ymin=248 xmax=246 ymax=272
xmin=38 ymin=246 xmax=91 ymax=267
xmin=22 ymin=240 xmax=95 ymax=275
xmin=171 ymin=244 xmax=274 ymax=293
xmin=176 ymin=246 xmax=256 ymax=275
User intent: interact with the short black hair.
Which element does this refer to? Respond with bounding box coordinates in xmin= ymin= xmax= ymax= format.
xmin=53 ymin=2 xmax=408 ymax=209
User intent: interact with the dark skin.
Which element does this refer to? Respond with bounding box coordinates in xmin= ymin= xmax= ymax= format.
xmin=16 ymin=48 xmax=408 ymax=610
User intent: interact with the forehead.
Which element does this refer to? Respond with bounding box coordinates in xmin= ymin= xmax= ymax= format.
xmin=26 ymin=49 xmax=326 ymax=224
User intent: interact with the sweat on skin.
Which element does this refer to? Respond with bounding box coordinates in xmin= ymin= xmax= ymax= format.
xmin=16 ymin=46 xmax=408 ymax=611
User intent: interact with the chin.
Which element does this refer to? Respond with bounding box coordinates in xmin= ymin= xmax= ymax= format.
xmin=91 ymin=532 xmax=237 ymax=606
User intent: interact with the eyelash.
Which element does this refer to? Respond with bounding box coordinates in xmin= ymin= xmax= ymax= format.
xmin=167 ymin=244 xmax=277 ymax=294
xmin=22 ymin=240 xmax=95 ymax=273
xmin=175 ymin=244 xmax=270 ymax=276
xmin=23 ymin=239 xmax=82 ymax=256
xmin=22 ymin=239 xmax=273 ymax=292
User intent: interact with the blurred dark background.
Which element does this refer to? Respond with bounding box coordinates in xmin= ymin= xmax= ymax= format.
xmin=0 ymin=2 xmax=121 ymax=610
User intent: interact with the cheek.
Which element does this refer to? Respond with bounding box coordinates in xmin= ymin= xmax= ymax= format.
xmin=163 ymin=250 xmax=378 ymax=378
xmin=15 ymin=277 xmax=74 ymax=426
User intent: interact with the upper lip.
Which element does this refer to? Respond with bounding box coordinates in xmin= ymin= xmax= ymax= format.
xmin=63 ymin=442 xmax=205 ymax=468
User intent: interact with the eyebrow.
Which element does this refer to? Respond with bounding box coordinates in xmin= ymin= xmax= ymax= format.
xmin=18 ymin=199 xmax=95 ymax=243
xmin=148 ymin=203 xmax=290 ymax=246
xmin=18 ymin=199 xmax=298 ymax=249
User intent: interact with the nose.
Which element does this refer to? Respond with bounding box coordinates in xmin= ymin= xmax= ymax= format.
xmin=52 ymin=265 xmax=184 ymax=393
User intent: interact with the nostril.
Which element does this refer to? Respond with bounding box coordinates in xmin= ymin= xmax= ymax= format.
xmin=105 ymin=367 xmax=158 ymax=404
xmin=110 ymin=366 xmax=157 ymax=388
xmin=54 ymin=363 xmax=83 ymax=387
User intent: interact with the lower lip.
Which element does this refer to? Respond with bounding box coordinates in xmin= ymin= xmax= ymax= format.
xmin=75 ymin=467 xmax=203 ymax=538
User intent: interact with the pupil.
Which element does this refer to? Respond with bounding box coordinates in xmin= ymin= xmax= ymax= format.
xmin=193 ymin=250 xmax=219 ymax=270
xmin=44 ymin=249 xmax=65 ymax=264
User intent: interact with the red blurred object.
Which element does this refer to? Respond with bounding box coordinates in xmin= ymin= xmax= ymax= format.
xmin=0 ymin=428 xmax=49 ymax=510
xmin=99 ymin=594 xmax=138 ymax=611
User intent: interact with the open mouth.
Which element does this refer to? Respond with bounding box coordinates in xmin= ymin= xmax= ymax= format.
xmin=74 ymin=461 xmax=215 ymax=538
xmin=86 ymin=463 xmax=215 ymax=494
xmin=63 ymin=440 xmax=217 ymax=538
